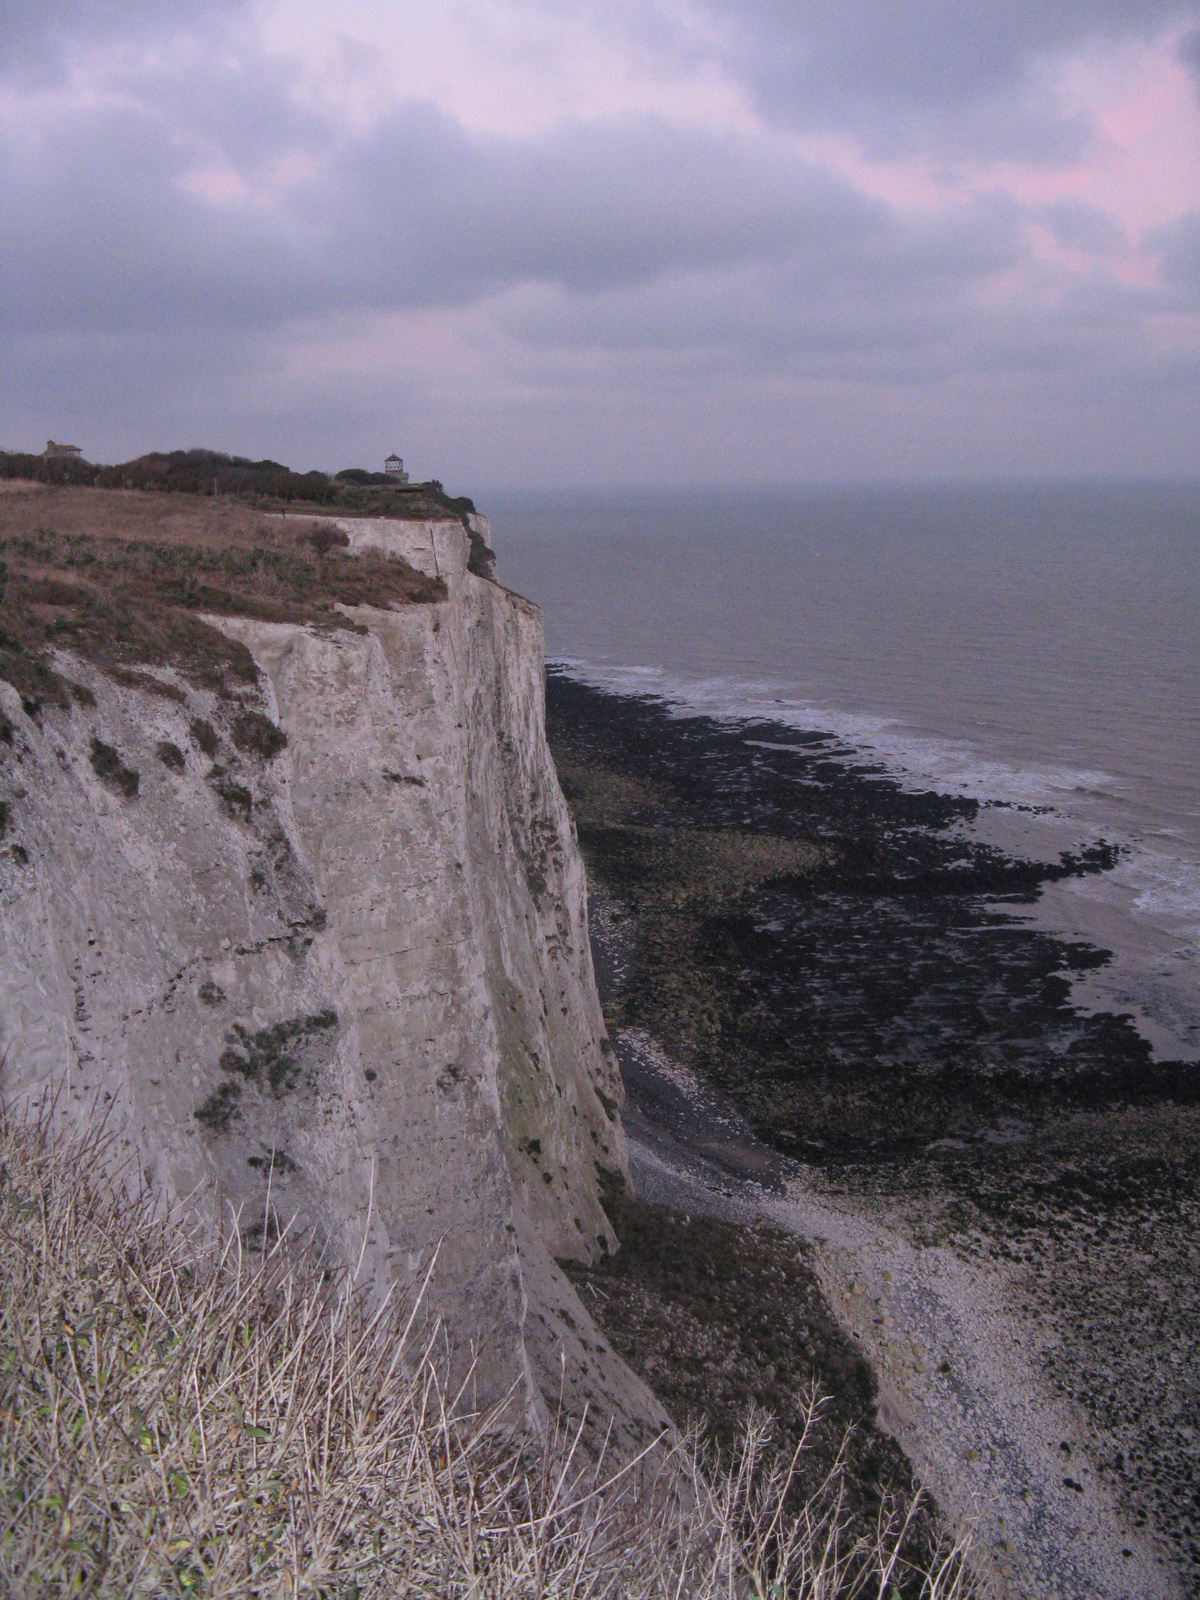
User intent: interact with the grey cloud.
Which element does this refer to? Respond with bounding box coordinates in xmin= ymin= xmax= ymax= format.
xmin=1 ymin=76 xmax=903 ymax=337
xmin=1180 ymin=26 xmax=1200 ymax=77
xmin=0 ymin=0 xmax=248 ymax=80
xmin=498 ymin=273 xmax=962 ymax=382
xmin=1150 ymin=211 xmax=1200 ymax=295
xmin=495 ymin=243 xmax=1173 ymax=400
xmin=0 ymin=53 xmax=1170 ymax=397
xmin=1 ymin=101 xmax=318 ymax=337
xmin=493 ymin=201 xmax=1023 ymax=377
xmin=599 ymin=0 xmax=1197 ymax=160
xmin=702 ymin=1 xmax=1186 ymax=103
xmin=2 ymin=22 xmax=1195 ymax=480
xmin=1039 ymin=199 xmax=1128 ymax=257
xmin=512 ymin=189 xmax=1027 ymax=362
xmin=334 ymin=110 xmax=891 ymax=301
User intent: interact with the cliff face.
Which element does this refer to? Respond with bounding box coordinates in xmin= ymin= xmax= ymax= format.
xmin=0 ymin=510 xmax=665 ymax=1452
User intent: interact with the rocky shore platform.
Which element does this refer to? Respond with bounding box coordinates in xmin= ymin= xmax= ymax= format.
xmin=546 ymin=670 xmax=1199 ymax=1599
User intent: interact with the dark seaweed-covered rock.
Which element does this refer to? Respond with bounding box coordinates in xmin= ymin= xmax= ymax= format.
xmin=546 ymin=671 xmax=1190 ymax=1160
xmin=547 ymin=670 xmax=1200 ymax=1593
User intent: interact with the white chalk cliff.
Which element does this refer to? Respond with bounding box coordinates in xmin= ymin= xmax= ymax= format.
xmin=0 ymin=512 xmax=666 ymax=1452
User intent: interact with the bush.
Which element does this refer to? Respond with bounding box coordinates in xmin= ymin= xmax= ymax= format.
xmin=89 ymin=736 xmax=139 ymax=797
xmin=190 ymin=718 xmax=219 ymax=758
xmin=232 ymin=711 xmax=287 ymax=761
xmin=0 ymin=449 xmax=481 ymax=525
xmin=94 ymin=451 xmax=340 ymax=505
xmin=0 ymin=1108 xmax=976 ymax=1599
xmin=304 ymin=523 xmax=351 ymax=558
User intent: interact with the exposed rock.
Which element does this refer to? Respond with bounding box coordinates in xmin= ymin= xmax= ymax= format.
xmin=0 ymin=511 xmax=664 ymax=1454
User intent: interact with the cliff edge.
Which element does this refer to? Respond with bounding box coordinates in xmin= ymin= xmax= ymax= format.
xmin=0 ymin=492 xmax=667 ymax=1456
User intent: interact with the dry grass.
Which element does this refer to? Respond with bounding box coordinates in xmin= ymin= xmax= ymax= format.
xmin=0 ymin=1107 xmax=977 ymax=1598
xmin=0 ymin=486 xmax=445 ymax=707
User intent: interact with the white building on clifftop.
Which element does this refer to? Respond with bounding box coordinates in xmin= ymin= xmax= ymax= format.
xmin=384 ymin=452 xmax=409 ymax=482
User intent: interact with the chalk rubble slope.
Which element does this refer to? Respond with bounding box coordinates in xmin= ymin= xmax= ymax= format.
xmin=0 ymin=510 xmax=666 ymax=1453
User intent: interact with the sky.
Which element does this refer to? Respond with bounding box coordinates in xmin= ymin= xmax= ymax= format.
xmin=2 ymin=0 xmax=1199 ymax=487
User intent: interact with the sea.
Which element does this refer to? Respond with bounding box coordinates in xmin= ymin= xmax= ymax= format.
xmin=486 ymin=482 xmax=1200 ymax=1065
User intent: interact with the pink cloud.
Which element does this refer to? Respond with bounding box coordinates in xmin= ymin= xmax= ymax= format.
xmin=995 ymin=38 xmax=1200 ymax=238
xmin=774 ymin=32 xmax=1200 ymax=300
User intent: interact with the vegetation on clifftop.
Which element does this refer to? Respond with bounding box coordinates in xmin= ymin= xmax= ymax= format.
xmin=0 ymin=1109 xmax=974 ymax=1597
xmin=0 ymin=448 xmax=475 ymax=523
xmin=0 ymin=484 xmax=445 ymax=710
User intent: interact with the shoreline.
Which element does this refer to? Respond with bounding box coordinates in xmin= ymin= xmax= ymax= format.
xmin=961 ymin=802 xmax=1200 ymax=1068
xmin=546 ymin=671 xmax=1200 ymax=1599
xmin=551 ymin=655 xmax=1200 ymax=1069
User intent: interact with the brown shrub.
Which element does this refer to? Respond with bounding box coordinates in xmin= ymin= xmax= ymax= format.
xmin=25 ymin=576 xmax=89 ymax=607
xmin=232 ymin=709 xmax=287 ymax=760
xmin=111 ymin=667 xmax=188 ymax=703
xmin=213 ymin=771 xmax=253 ymax=822
xmin=0 ymin=487 xmax=445 ymax=703
xmin=190 ymin=717 xmax=219 ymax=757
xmin=305 ymin=521 xmax=351 ymax=556
xmin=89 ymin=736 xmax=139 ymax=797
